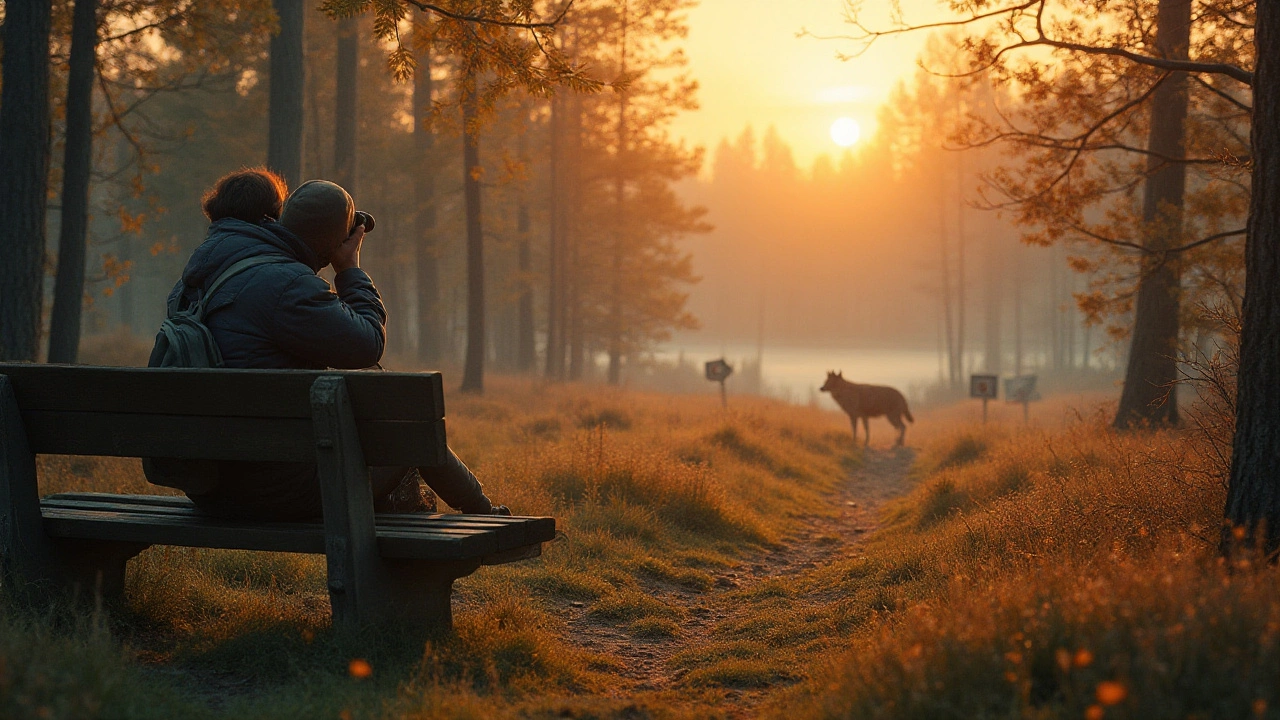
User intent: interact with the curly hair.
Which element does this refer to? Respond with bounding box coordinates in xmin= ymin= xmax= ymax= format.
xmin=201 ymin=167 xmax=288 ymax=223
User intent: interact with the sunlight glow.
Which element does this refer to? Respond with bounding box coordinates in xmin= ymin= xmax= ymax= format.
xmin=830 ymin=117 xmax=861 ymax=148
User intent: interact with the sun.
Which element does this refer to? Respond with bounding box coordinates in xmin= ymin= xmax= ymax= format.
xmin=830 ymin=117 xmax=861 ymax=148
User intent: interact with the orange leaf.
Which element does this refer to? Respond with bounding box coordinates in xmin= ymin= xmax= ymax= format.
xmin=1096 ymin=681 xmax=1127 ymax=706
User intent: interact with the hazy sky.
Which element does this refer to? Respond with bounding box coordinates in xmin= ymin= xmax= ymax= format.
xmin=669 ymin=0 xmax=949 ymax=172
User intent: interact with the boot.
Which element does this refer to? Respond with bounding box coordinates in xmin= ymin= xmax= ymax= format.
xmin=375 ymin=469 xmax=438 ymax=513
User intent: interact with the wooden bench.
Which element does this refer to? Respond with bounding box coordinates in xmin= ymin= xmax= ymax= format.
xmin=0 ymin=364 xmax=555 ymax=632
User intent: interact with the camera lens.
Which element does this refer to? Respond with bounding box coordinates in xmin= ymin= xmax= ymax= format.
xmin=352 ymin=211 xmax=375 ymax=234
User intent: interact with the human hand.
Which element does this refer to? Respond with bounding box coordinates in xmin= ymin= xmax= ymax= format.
xmin=331 ymin=225 xmax=365 ymax=273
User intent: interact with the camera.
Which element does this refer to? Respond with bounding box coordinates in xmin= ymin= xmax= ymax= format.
xmin=351 ymin=210 xmax=376 ymax=234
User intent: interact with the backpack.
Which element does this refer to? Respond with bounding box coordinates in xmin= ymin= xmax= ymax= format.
xmin=148 ymin=255 xmax=292 ymax=368
xmin=143 ymin=255 xmax=291 ymax=493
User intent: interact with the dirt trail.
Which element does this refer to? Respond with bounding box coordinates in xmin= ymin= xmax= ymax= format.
xmin=555 ymin=446 xmax=918 ymax=708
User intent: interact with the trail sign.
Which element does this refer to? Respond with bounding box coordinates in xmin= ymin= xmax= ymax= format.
xmin=970 ymin=374 xmax=998 ymax=423
xmin=705 ymin=358 xmax=733 ymax=408
xmin=1004 ymin=375 xmax=1041 ymax=423
xmin=705 ymin=359 xmax=733 ymax=382
xmin=970 ymin=374 xmax=998 ymax=399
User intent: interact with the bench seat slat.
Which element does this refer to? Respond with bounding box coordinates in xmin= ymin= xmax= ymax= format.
xmin=42 ymin=508 xmax=497 ymax=560
xmin=41 ymin=504 xmax=499 ymax=538
xmin=40 ymin=503 xmax=554 ymax=560
xmin=44 ymin=493 xmax=556 ymax=546
xmin=42 ymin=501 xmax=529 ymax=548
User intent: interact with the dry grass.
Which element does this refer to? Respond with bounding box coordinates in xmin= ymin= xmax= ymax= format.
xmin=14 ymin=365 xmax=1267 ymax=718
xmin=18 ymin=376 xmax=854 ymax=718
xmin=771 ymin=412 xmax=1268 ymax=718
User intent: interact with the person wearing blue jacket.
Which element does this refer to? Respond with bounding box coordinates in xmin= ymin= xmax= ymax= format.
xmin=149 ymin=172 xmax=506 ymax=520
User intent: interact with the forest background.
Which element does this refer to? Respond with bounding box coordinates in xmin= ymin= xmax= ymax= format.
xmin=6 ymin=0 xmax=1131 ymax=408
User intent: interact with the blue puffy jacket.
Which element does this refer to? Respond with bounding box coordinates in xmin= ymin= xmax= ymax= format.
xmin=166 ymin=218 xmax=386 ymax=370
xmin=147 ymin=219 xmax=389 ymax=517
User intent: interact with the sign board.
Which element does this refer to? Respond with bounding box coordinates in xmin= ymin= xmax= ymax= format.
xmin=705 ymin=359 xmax=733 ymax=383
xmin=970 ymin=374 xmax=999 ymax=400
xmin=1004 ymin=375 xmax=1042 ymax=404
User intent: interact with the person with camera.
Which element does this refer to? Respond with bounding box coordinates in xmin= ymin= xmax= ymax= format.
xmin=148 ymin=171 xmax=507 ymax=520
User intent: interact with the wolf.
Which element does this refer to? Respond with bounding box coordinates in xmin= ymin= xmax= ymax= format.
xmin=820 ymin=371 xmax=915 ymax=446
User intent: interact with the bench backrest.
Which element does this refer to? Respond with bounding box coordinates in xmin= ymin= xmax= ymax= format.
xmin=0 ymin=364 xmax=447 ymax=467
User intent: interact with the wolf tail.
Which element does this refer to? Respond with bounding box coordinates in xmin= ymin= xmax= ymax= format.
xmin=904 ymin=405 xmax=915 ymax=424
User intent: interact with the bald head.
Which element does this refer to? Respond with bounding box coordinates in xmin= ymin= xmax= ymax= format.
xmin=280 ymin=180 xmax=355 ymax=266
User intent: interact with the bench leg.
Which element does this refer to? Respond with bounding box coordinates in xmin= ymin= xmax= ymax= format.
xmin=43 ymin=539 xmax=150 ymax=604
xmin=378 ymin=558 xmax=481 ymax=634
xmin=9 ymin=539 xmax=149 ymax=605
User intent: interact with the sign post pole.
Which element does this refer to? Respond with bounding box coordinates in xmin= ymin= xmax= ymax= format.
xmin=705 ymin=359 xmax=734 ymax=410
xmin=970 ymin=374 xmax=998 ymax=423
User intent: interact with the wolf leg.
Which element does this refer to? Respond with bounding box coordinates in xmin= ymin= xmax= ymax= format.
xmin=888 ymin=414 xmax=906 ymax=446
xmin=863 ymin=417 xmax=871 ymax=446
xmin=849 ymin=417 xmax=858 ymax=444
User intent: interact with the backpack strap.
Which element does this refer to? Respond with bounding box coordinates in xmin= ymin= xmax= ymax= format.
xmin=194 ymin=255 xmax=295 ymax=319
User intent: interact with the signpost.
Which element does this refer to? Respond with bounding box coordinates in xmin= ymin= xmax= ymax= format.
xmin=1004 ymin=375 xmax=1041 ymax=424
xmin=970 ymin=374 xmax=998 ymax=422
xmin=705 ymin=358 xmax=733 ymax=408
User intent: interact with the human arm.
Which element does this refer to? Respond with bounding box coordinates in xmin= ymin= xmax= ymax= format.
xmin=270 ymin=267 xmax=387 ymax=369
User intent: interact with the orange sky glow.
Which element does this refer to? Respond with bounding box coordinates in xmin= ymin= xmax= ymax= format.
xmin=668 ymin=0 xmax=953 ymax=174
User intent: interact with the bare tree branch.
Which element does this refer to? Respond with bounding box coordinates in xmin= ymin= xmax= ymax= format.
xmin=800 ymin=0 xmax=1041 ymax=55
xmin=1170 ymin=227 xmax=1247 ymax=253
xmin=1067 ymin=222 xmax=1245 ymax=256
xmin=1191 ymin=74 xmax=1252 ymax=112
xmin=102 ymin=11 xmax=186 ymax=43
xmin=823 ymin=0 xmax=1253 ymax=85
xmin=1034 ymin=36 xmax=1253 ymax=85
xmin=401 ymin=0 xmax=572 ymax=30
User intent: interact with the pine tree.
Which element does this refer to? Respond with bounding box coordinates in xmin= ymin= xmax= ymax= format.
xmin=0 ymin=0 xmax=54 ymax=361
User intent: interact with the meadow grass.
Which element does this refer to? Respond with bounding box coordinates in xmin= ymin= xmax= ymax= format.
xmin=771 ymin=414 xmax=1275 ymax=719
xmin=10 ymin=354 xmax=1268 ymax=718
xmin=16 ymin=375 xmax=853 ymax=717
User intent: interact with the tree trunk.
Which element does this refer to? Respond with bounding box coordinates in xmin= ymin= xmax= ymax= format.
xmin=1013 ymin=250 xmax=1024 ymax=375
xmin=955 ymin=145 xmax=967 ymax=383
xmin=983 ymin=231 xmax=1002 ymax=373
xmin=1113 ymin=0 xmax=1191 ymax=429
xmin=545 ymin=95 xmax=565 ymax=379
xmin=938 ymin=166 xmax=957 ymax=388
xmin=517 ymin=121 xmax=536 ymax=373
xmin=334 ymin=15 xmax=358 ymax=193
xmin=459 ymin=77 xmax=485 ymax=394
xmin=566 ymin=92 xmax=585 ymax=381
xmin=607 ymin=8 xmax=630 ymax=387
xmin=48 ymin=0 xmax=99 ymax=365
xmin=1224 ymin=0 xmax=1280 ymax=553
xmin=267 ymin=0 xmax=305 ymax=187
xmin=304 ymin=33 xmax=326 ymax=180
xmin=0 ymin=0 xmax=53 ymax=361
xmin=1049 ymin=251 xmax=1062 ymax=371
xmin=413 ymin=43 xmax=443 ymax=365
